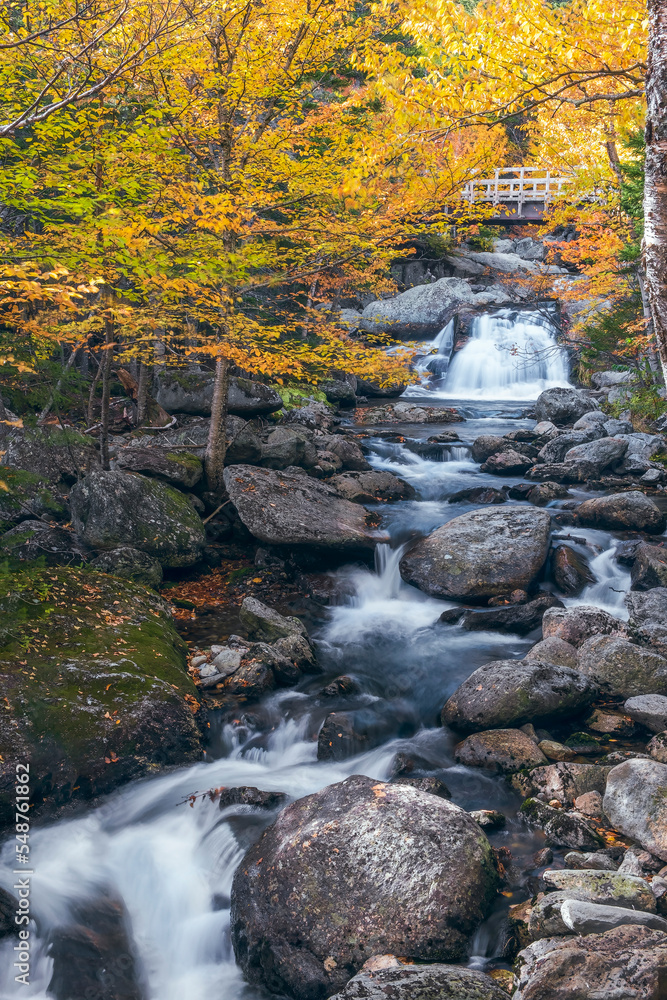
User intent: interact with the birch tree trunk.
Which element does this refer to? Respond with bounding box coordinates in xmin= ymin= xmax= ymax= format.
xmin=205 ymin=356 xmax=230 ymax=492
xmin=644 ymin=0 xmax=667 ymax=376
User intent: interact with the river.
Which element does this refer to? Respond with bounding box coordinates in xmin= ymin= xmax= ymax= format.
xmin=0 ymin=309 xmax=634 ymax=999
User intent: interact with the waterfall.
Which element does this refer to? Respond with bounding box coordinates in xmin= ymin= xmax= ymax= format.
xmin=412 ymin=319 xmax=455 ymax=384
xmin=443 ymin=309 xmax=569 ymax=399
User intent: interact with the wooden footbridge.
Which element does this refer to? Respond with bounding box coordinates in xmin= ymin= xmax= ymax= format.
xmin=461 ymin=167 xmax=572 ymax=223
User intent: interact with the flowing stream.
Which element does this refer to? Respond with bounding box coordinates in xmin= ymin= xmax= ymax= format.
xmin=0 ymin=310 xmax=637 ymax=999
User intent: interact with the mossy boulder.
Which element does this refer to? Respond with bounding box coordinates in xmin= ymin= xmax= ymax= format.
xmin=70 ymin=470 xmax=205 ymax=567
xmin=90 ymin=546 xmax=163 ymax=589
xmin=0 ymin=566 xmax=203 ymax=829
xmin=5 ymin=428 xmax=99 ymax=483
xmin=0 ymin=467 xmax=68 ymax=531
xmin=0 ymin=520 xmax=87 ymax=566
xmin=115 ymin=447 xmax=203 ymax=488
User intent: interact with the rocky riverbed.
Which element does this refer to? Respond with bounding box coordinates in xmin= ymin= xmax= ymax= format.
xmin=3 ymin=368 xmax=667 ymax=999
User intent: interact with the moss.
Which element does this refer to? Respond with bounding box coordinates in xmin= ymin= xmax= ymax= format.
xmin=0 ymin=467 xmax=67 ymax=529
xmin=165 ymin=451 xmax=202 ymax=471
xmin=276 ymin=384 xmax=330 ymax=410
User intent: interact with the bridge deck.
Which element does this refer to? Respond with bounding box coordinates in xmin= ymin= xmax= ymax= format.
xmin=461 ymin=167 xmax=571 ymax=222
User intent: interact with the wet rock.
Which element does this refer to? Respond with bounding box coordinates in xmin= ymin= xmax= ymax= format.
xmin=631 ymin=543 xmax=667 ymax=591
xmin=448 ymin=486 xmax=507 ymax=505
xmin=115 ymin=447 xmax=203 ymax=488
xmin=525 ymin=638 xmax=578 ymax=670
xmin=320 ymin=675 xmax=361 ymax=698
xmin=330 ymin=471 xmax=415 ymax=503
xmin=616 ymin=537 xmax=643 ymax=566
xmin=577 ymin=634 xmax=667 ymax=697
xmin=513 ymin=925 xmax=667 ymax=1000
xmin=455 ymin=729 xmax=548 ymax=773
xmin=648 ymin=732 xmax=667 ymax=763
xmin=480 ymin=449 xmax=533 ymax=474
xmin=357 ymin=401 xmax=460 ymax=426
xmin=273 ymin=634 xmax=319 ymax=673
xmin=561 ymin=898 xmax=667 ymax=934
xmin=318 ymin=435 xmax=370 ymax=472
xmin=520 ymin=798 xmax=603 ymax=849
xmin=5 ymin=427 xmax=99 ymax=484
xmin=71 ymin=470 xmax=205 ymax=568
xmin=471 ymin=435 xmax=505 ymax=463
xmin=0 ymin=520 xmax=87 ymax=567
xmin=388 ymin=750 xmax=433 ymax=779
xmin=586 ymin=707 xmax=637 ymax=736
xmin=526 ymin=482 xmax=569 ymax=506
xmin=442 ymin=593 xmax=563 ymax=636
xmin=533 ymin=420 xmax=559 ymax=439
xmin=538 ymin=431 xmax=597 ymax=464
xmin=534 ymin=387 xmax=598 ymax=426
xmin=218 ymin=787 xmax=288 ymax=811
xmin=322 ymin=380 xmax=356 ymax=407
xmin=317 ymin=712 xmax=368 ymax=760
xmin=624 ymin=695 xmax=667 ymax=733
xmin=90 ymin=546 xmax=163 ymax=589
xmin=328 ymin=963 xmax=508 ymax=1000
xmin=223 ymin=465 xmax=381 ymax=554
xmin=469 ymin=809 xmax=506 ymax=830
xmin=47 ymin=896 xmax=142 ymax=1000
xmin=563 ymin=851 xmax=618 ymax=871
xmin=213 ymin=657 xmax=276 ymax=700
xmin=239 ymin=597 xmax=307 ymax=643
xmin=230 ymin=775 xmax=500 ymax=1000
xmin=603 ymin=759 xmax=667 ymax=860
xmin=543 ymin=869 xmax=657 ymax=911
xmin=356 ymin=378 xmax=407 ymax=399
xmin=552 ymin=544 xmax=595 ymax=596
xmin=510 ymin=763 xmax=611 ymax=806
xmin=392 ymin=776 xmax=452 ymax=799
xmin=399 ymin=506 xmax=552 ymax=600
xmin=441 ymin=659 xmax=596 ymax=732
xmin=538 ymin=740 xmax=577 ymax=762
xmin=541 ymin=604 xmax=628 ymax=647
xmin=575 ymin=491 xmax=666 ymax=534
xmin=261 ymin=426 xmax=319 ymax=470
xmin=562 ymin=436 xmax=628 ymax=474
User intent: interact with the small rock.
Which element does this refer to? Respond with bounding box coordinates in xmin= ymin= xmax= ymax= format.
xmin=560 ymin=898 xmax=667 ymax=934
xmin=573 ymin=791 xmax=604 ymax=817
xmin=392 ymin=776 xmax=452 ymax=799
xmin=563 ymin=851 xmax=618 ymax=871
xmin=552 ymin=544 xmax=595 ymax=596
xmin=648 ymin=731 xmax=667 ymax=763
xmin=541 ymin=604 xmax=628 ymax=647
xmin=533 ymin=847 xmax=554 ymax=867
xmin=538 ymin=740 xmax=577 ymax=762
xmin=624 ymin=694 xmax=667 ymax=733
xmin=239 ymin=597 xmax=307 ymax=642
xmin=469 ymin=809 xmax=506 ymax=829
xmin=455 ymin=729 xmax=548 ymax=773
xmin=218 ymin=787 xmax=288 ymax=811
xmin=520 ymin=798 xmax=603 ymax=849
xmin=510 ymin=762 xmax=611 ymax=806
xmin=211 ymin=647 xmax=243 ymax=678
xmin=328 ymin=964 xmax=508 ymax=1000
xmin=586 ymin=707 xmax=636 ymax=736
xmin=320 ymin=675 xmax=361 ymax=698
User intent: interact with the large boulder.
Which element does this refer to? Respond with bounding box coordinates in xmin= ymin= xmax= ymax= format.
xmin=614 ymin=432 xmax=665 ymax=474
xmin=399 ymin=507 xmax=552 ymax=600
xmin=0 ymin=520 xmax=87 ymax=567
xmin=603 ymin=759 xmax=667 ymax=860
xmin=359 ymin=278 xmax=510 ymax=338
xmin=0 ymin=468 xmax=68 ymax=531
xmin=328 ymin=964 xmax=507 ymax=1000
xmin=70 ymin=471 xmax=205 ymax=568
xmin=441 ymin=659 xmax=597 ymax=732
xmin=114 ymin=447 xmax=203 ymax=487
xmin=575 ymin=491 xmax=666 ymax=534
xmin=514 ymin=925 xmax=667 ymax=999
xmin=154 ymin=369 xmax=282 ymax=417
xmin=541 ymin=605 xmax=628 ymax=647
xmin=562 ymin=436 xmax=628 ymax=474
xmin=537 ymin=431 xmax=598 ymax=465
xmin=89 ymin=546 xmax=163 ymax=589
xmin=230 ymin=775 xmax=499 ymax=1000
xmin=223 ymin=465 xmax=381 ymax=552
xmin=534 ymin=388 xmax=598 ymax=426
xmin=576 ymin=634 xmax=667 ymax=697
xmin=631 ymin=543 xmax=667 ymax=591
xmin=0 ymin=567 xmax=203 ymax=829
xmin=543 ymin=868 xmax=657 ymax=912
xmin=552 ymin=545 xmax=595 ymax=596
xmin=329 ymin=471 xmax=415 ymax=503
xmin=4 ymin=428 xmax=99 ymax=484
xmin=260 ymin=426 xmax=319 ymax=469
xmin=441 ymin=593 xmax=562 ymax=636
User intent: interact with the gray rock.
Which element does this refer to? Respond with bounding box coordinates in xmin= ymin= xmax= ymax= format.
xmin=534 ymin=388 xmax=598 ymax=426
xmin=454 ymin=729 xmax=548 ymax=773
xmin=520 ymin=798 xmax=603 ymax=849
xmin=614 ymin=432 xmax=665 ymax=474
xmin=525 ymin=637 xmax=578 ymax=670
xmin=70 ymin=471 xmax=205 ymax=568
xmin=480 ymin=449 xmax=533 ymax=474
xmin=322 ymin=380 xmax=356 ymax=407
xmin=230 ymin=775 xmax=499 ymax=1000
xmin=90 ymin=547 xmax=163 ymax=589
xmin=223 ymin=465 xmax=380 ymax=552
xmin=115 ymin=447 xmax=203 ymax=488
xmin=560 ymin=898 xmax=667 ymax=934
xmin=626 ymin=588 xmax=667 ymax=625
xmin=441 ymin=659 xmax=597 ymax=732
xmin=631 ymin=543 xmax=667 ymax=590
xmin=510 ymin=763 xmax=611 ymax=806
xmin=604 ymin=759 xmax=667 ymax=860
xmin=648 ymin=732 xmax=667 ymax=763
xmin=399 ymin=506 xmax=551 ymax=600
xmin=330 ymin=471 xmax=415 ymax=503
xmin=239 ymin=597 xmax=307 ymax=642
xmin=563 ymin=851 xmax=618 ymax=871
xmin=572 ymin=410 xmax=608 ymax=430
xmin=528 ymin=891 xmax=570 ymax=939
xmin=468 ymin=809 xmax=506 ymax=830
xmin=1 ymin=520 xmax=86 ymax=567
xmin=577 ymin=635 xmax=667 ymax=697
xmin=538 ymin=431 xmax=598 ymax=464
xmin=355 ymin=378 xmax=406 ymax=399
xmin=261 ymin=427 xmax=318 ymax=470
xmin=541 ymin=605 xmax=628 ymax=647
xmin=226 ymin=420 xmax=264 ymax=465
xmin=624 ymin=695 xmax=667 ymax=733
xmin=563 ymin=435 xmax=628 ymax=473
xmin=210 ymin=647 xmax=243 ymax=678
xmin=552 ymin=545 xmax=595 ymax=596
xmin=155 ymin=369 xmax=282 ymax=417
xmin=317 ymin=435 xmax=370 ymax=472
xmin=441 ymin=593 xmax=562 ymax=636
xmin=328 ymin=964 xmax=508 ymax=1000
xmin=470 ymin=435 xmax=505 ymax=463
xmin=5 ymin=428 xmax=99 ymax=484
xmin=513 ymin=925 xmax=667 ymax=1000
xmin=283 ymin=402 xmax=334 ymax=431
xmin=359 ymin=278 xmax=510 ymax=338
xmin=604 ymin=417 xmax=634 ymax=435
xmin=533 ymin=420 xmax=559 ymax=439
xmin=591 ymin=370 xmax=636 ymax=389
xmin=543 ymin=869 xmax=657 ymax=912
xmin=575 ymin=491 xmax=666 ymax=534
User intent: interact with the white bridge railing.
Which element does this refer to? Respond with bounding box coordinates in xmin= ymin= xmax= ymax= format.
xmin=461 ymin=167 xmax=572 ymax=218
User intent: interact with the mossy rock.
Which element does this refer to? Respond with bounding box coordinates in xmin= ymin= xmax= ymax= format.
xmin=0 ymin=467 xmax=68 ymax=531
xmin=5 ymin=428 xmax=99 ymax=483
xmin=0 ymin=566 xmax=203 ymax=828
xmin=115 ymin=447 xmax=203 ymax=488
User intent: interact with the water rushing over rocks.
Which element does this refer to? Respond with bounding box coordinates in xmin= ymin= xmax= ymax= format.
xmin=2 ymin=317 xmax=667 ymax=1000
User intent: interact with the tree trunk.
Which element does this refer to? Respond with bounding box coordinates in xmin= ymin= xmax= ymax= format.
xmin=137 ymin=361 xmax=151 ymax=425
xmin=99 ymin=324 xmax=113 ymax=470
xmin=644 ymin=0 xmax=667 ymax=375
xmin=205 ymin=356 xmax=230 ymax=492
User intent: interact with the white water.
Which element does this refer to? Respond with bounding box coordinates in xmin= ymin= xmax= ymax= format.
xmin=405 ymin=309 xmax=570 ymax=401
